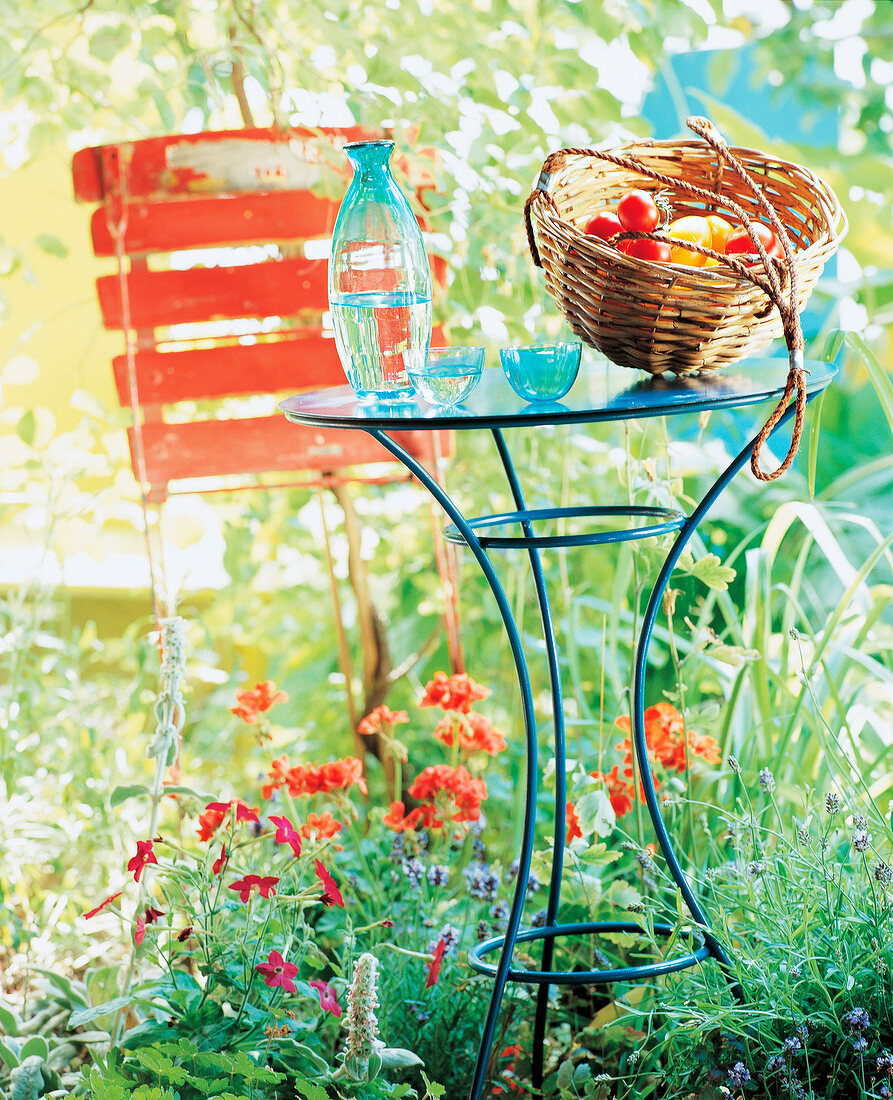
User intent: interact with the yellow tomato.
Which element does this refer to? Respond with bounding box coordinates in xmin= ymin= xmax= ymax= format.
xmin=705 ymin=214 xmax=734 ymax=253
xmin=668 ymin=216 xmax=711 ymax=267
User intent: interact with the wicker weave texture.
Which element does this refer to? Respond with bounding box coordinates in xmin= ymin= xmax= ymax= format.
xmin=530 ymin=138 xmax=844 ymax=375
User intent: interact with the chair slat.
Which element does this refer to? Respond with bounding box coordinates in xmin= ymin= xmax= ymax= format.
xmin=129 ymin=415 xmax=451 ymax=487
xmin=96 ymin=257 xmax=329 ymax=330
xmin=89 ymin=192 xmax=340 ymax=256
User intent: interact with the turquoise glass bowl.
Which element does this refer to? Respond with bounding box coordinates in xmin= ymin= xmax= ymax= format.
xmin=500 ymin=343 xmax=582 ymax=402
xmin=408 ymin=346 xmax=485 ymax=407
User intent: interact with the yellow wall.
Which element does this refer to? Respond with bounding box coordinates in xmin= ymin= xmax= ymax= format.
xmin=0 ymin=148 xmax=121 ymax=427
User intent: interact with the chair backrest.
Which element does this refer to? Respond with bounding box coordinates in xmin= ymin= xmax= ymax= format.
xmin=71 ymin=126 xmax=452 ymax=501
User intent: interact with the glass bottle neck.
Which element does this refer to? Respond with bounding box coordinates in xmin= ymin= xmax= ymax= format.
xmin=343 ymin=140 xmax=395 ymax=180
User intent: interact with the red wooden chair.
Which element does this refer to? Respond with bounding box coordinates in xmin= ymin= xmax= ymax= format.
xmin=71 ymin=126 xmax=462 ymax=730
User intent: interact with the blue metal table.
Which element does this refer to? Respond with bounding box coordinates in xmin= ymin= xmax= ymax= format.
xmin=280 ymin=354 xmax=835 ymax=1099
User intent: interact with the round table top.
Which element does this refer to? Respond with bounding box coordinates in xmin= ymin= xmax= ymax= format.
xmin=279 ymin=354 xmax=836 ymax=431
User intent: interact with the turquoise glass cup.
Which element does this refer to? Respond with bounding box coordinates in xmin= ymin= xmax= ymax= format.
xmin=407 ymin=346 xmax=484 ymax=407
xmin=500 ymin=342 xmax=582 ymax=402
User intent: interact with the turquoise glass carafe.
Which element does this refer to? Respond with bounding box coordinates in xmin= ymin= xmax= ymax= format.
xmin=329 ymin=140 xmax=433 ymax=403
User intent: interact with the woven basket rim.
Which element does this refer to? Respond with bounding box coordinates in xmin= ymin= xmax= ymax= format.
xmin=533 ymin=139 xmax=847 ymax=288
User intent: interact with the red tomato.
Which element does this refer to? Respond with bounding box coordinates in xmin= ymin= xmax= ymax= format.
xmin=617 ymin=190 xmax=660 ymax=233
xmin=623 ymin=237 xmax=671 ymax=263
xmin=724 ymin=223 xmax=784 ymax=261
xmin=584 ymin=209 xmax=623 ymax=240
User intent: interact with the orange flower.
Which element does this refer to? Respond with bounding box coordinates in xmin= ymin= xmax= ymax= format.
xmin=230 ymin=680 xmax=288 ymax=725
xmin=407 ymin=764 xmax=488 ymax=828
xmin=357 ymin=705 xmax=409 ymax=735
xmin=300 ymin=811 xmax=344 ymax=842
xmin=590 ymin=765 xmax=636 ymax=818
xmin=382 ymin=801 xmax=425 ymax=833
xmin=615 ymin=703 xmax=718 ymax=773
xmin=262 ymin=756 xmax=368 ymax=799
xmin=565 ymin=800 xmax=583 ymax=844
xmin=420 ymin=671 xmax=491 ymax=714
xmin=433 ymin=711 xmax=507 ymax=756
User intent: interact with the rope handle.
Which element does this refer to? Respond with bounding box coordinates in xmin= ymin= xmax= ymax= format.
xmin=524 ymin=116 xmax=807 ymax=481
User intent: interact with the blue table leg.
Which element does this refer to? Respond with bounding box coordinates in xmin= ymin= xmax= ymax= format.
xmin=489 ymin=428 xmax=566 ymax=1089
xmin=366 ymin=428 xmax=541 ymax=1100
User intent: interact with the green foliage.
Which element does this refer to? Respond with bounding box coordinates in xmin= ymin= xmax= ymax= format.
xmin=646 ymin=778 xmax=893 ymax=1099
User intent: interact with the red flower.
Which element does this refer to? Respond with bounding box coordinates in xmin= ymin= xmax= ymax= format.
xmin=425 ymin=938 xmax=446 ymax=988
xmin=315 ymin=860 xmax=344 ymax=908
xmin=197 ymin=800 xmax=259 ymax=842
xmin=143 ymin=906 xmax=165 ymax=924
xmin=231 ymin=680 xmax=288 ymax=724
xmin=357 ymin=704 xmax=409 ymax=735
xmin=83 ymin=891 xmax=124 ymax=919
xmin=565 ymin=800 xmax=583 ymax=845
xmin=382 ymin=801 xmax=425 ymax=833
xmin=228 ymin=874 xmax=280 ymax=904
xmin=300 ymin=812 xmax=343 ymax=844
xmin=309 ymin=979 xmax=342 ymax=1017
xmin=420 ymin=671 xmax=490 ymax=713
xmin=255 ymin=949 xmax=299 ymax=994
xmin=590 ymin=764 xmax=636 ymax=818
xmin=196 ymin=807 xmax=226 ymax=842
xmin=177 ymin=925 xmax=193 ymax=942
xmin=433 ymin=711 xmax=507 ymax=755
xmin=262 ymin=756 xmax=367 ymax=799
xmin=134 ymin=915 xmax=146 ymax=946
xmin=268 ymin=814 xmax=302 ymax=858
xmin=212 ymin=844 xmax=228 ymax=876
xmin=408 ymin=764 xmax=488 ymax=829
xmin=127 ymin=840 xmax=158 ymax=883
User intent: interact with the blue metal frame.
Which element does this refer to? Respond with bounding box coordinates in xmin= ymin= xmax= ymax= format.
xmin=280 ymin=358 xmax=835 ymax=1099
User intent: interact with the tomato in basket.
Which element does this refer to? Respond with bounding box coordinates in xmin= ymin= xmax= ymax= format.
xmin=617 ymin=189 xmax=660 ymax=233
xmin=725 ymin=222 xmax=784 ymax=261
xmin=584 ymin=209 xmax=623 ymax=240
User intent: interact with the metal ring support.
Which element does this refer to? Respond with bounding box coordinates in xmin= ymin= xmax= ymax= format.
xmin=441 ymin=504 xmax=687 ymax=549
xmin=468 ymin=920 xmax=712 ymax=984
xmin=369 ymin=392 xmax=817 ymax=1100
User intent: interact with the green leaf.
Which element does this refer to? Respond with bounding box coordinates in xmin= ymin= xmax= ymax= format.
xmin=422 ymin=1073 xmax=446 ymax=1099
xmin=845 ymin=332 xmax=893 ymax=437
xmin=0 ymin=1037 xmax=21 ymax=1069
xmin=33 ymin=233 xmax=68 ymax=258
xmin=0 ymin=1004 xmax=19 ymax=1035
xmin=678 ymin=551 xmax=736 ymax=591
xmin=25 ymin=966 xmax=89 ymax=1007
xmin=574 ymin=789 xmax=616 ymax=838
xmin=293 ymin=1076 xmax=330 ymax=1100
xmin=10 ymin=1055 xmax=44 ymax=1100
xmin=15 ymin=409 xmax=36 ymax=447
xmin=379 ymin=1048 xmax=424 ymax=1071
xmin=69 ymin=996 xmax=132 ymax=1029
xmin=110 ymin=784 xmax=151 ymax=808
xmin=18 ymin=1037 xmax=48 ymax=1063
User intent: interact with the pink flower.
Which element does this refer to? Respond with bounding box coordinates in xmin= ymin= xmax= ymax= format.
xmin=127 ymin=840 xmax=158 ymax=883
xmin=134 ymin=915 xmax=146 ymax=945
xmin=309 ymin=978 xmax=342 ymax=1017
xmin=315 ymin=860 xmax=344 ymax=908
xmin=268 ymin=814 xmax=302 ymax=858
xmin=228 ymin=874 xmax=280 ymax=904
xmin=212 ymin=844 xmax=228 ymax=876
xmin=255 ymin=949 xmax=299 ymax=994
xmin=83 ymin=890 xmax=124 ymax=919
xmin=426 ymin=938 xmax=446 ymax=988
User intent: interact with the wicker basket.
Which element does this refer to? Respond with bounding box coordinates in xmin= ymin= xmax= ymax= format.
xmin=524 ymin=118 xmax=845 ymax=378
